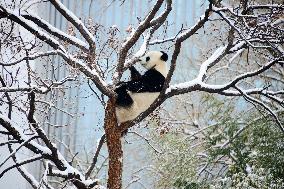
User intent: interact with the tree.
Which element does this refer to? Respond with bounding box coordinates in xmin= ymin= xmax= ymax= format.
xmin=0 ymin=0 xmax=283 ymax=189
xmin=151 ymin=94 xmax=284 ymax=188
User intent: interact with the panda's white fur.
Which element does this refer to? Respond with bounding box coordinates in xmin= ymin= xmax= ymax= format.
xmin=116 ymin=92 xmax=160 ymax=123
xmin=116 ymin=51 xmax=168 ymax=123
xmin=139 ymin=51 xmax=168 ymax=77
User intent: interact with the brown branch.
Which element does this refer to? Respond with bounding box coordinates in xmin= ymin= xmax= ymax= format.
xmin=220 ymin=57 xmax=283 ymax=91
xmin=122 ymin=0 xmax=173 ymax=71
xmin=0 ymin=117 xmax=42 ymax=155
xmin=165 ymin=1 xmax=213 ymax=88
xmin=57 ymin=51 xmax=114 ymax=97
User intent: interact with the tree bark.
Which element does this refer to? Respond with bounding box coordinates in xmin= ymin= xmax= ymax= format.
xmin=104 ymin=98 xmax=123 ymax=189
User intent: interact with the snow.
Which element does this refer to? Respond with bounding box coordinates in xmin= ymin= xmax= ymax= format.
xmin=0 ymin=115 xmax=52 ymax=155
xmin=197 ymin=46 xmax=227 ymax=81
xmin=7 ymin=8 xmax=66 ymax=51
xmin=166 ymin=79 xmax=199 ymax=93
xmin=18 ymin=165 xmax=40 ymax=187
xmin=229 ymin=48 xmax=245 ymax=63
xmin=82 ymin=179 xmax=102 ymax=187
xmin=25 ymin=12 xmax=89 ymax=49
xmin=57 ymin=51 xmax=108 ymax=88
xmin=122 ymin=27 xmax=136 ymax=47
xmin=0 ymin=137 xmax=38 ymax=167
xmin=134 ymin=32 xmax=150 ymax=57
xmin=56 ymin=152 xmax=84 ymax=178
xmin=96 ymin=136 xmax=104 ymax=149
xmin=52 ymin=0 xmax=96 ymax=43
xmin=200 ymin=82 xmax=228 ymax=90
xmin=223 ymin=88 xmax=263 ymax=95
xmin=167 ymin=46 xmax=228 ymax=93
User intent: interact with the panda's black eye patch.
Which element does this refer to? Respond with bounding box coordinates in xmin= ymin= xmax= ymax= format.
xmin=146 ymin=57 xmax=150 ymax=62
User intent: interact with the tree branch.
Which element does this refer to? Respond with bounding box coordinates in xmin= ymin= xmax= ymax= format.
xmin=49 ymin=0 xmax=95 ymax=48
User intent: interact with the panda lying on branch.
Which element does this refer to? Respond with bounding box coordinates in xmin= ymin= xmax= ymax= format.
xmin=115 ymin=51 xmax=168 ymax=123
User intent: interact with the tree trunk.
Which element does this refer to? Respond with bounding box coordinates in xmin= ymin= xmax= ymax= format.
xmin=104 ymin=98 xmax=123 ymax=189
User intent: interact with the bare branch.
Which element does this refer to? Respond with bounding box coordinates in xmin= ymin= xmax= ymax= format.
xmin=85 ymin=134 xmax=106 ymax=179
xmin=0 ymin=136 xmax=38 ymax=168
xmin=0 ymin=50 xmax=59 ymax=66
xmin=235 ymin=86 xmax=284 ymax=132
xmin=0 ymin=155 xmax=42 ymax=178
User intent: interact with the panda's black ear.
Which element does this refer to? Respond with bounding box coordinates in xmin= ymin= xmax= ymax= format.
xmin=160 ymin=51 xmax=168 ymax=62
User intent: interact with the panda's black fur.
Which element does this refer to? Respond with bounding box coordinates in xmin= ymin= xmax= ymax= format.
xmin=115 ymin=51 xmax=168 ymax=123
xmin=115 ymin=66 xmax=166 ymax=106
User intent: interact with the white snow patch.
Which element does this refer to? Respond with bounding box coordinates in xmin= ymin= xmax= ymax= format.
xmin=229 ymin=48 xmax=245 ymax=63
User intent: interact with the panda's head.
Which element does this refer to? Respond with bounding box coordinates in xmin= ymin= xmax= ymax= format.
xmin=138 ymin=51 xmax=168 ymax=76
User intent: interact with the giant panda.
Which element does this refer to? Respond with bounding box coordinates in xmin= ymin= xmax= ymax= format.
xmin=115 ymin=51 xmax=168 ymax=123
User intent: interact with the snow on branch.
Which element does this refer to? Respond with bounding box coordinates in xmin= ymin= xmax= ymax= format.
xmin=0 ymin=154 xmax=42 ymax=178
xmin=197 ymin=46 xmax=227 ymax=81
xmin=14 ymin=162 xmax=41 ymax=189
xmin=22 ymin=12 xmax=89 ymax=50
xmin=0 ymin=115 xmax=52 ymax=155
xmin=1 ymin=4 xmax=112 ymax=97
xmin=49 ymin=0 xmax=96 ymax=47
xmin=0 ymin=50 xmax=60 ymax=66
xmin=149 ymin=28 xmax=183 ymax=45
xmin=164 ymin=1 xmax=213 ymax=89
xmin=85 ymin=134 xmax=106 ymax=179
xmin=1 ymin=8 xmax=111 ymax=96
xmin=0 ymin=135 xmax=38 ymax=168
xmin=0 ymin=86 xmax=48 ymax=93
xmin=0 ymin=76 xmax=76 ymax=94
xmin=57 ymin=50 xmax=113 ymax=96
xmin=167 ymin=55 xmax=283 ymax=96
xmin=165 ymin=45 xmax=228 ymax=94
xmin=247 ymin=4 xmax=284 ymax=10
xmin=0 ymin=114 xmax=100 ymax=188
xmin=220 ymin=88 xmax=284 ymax=96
